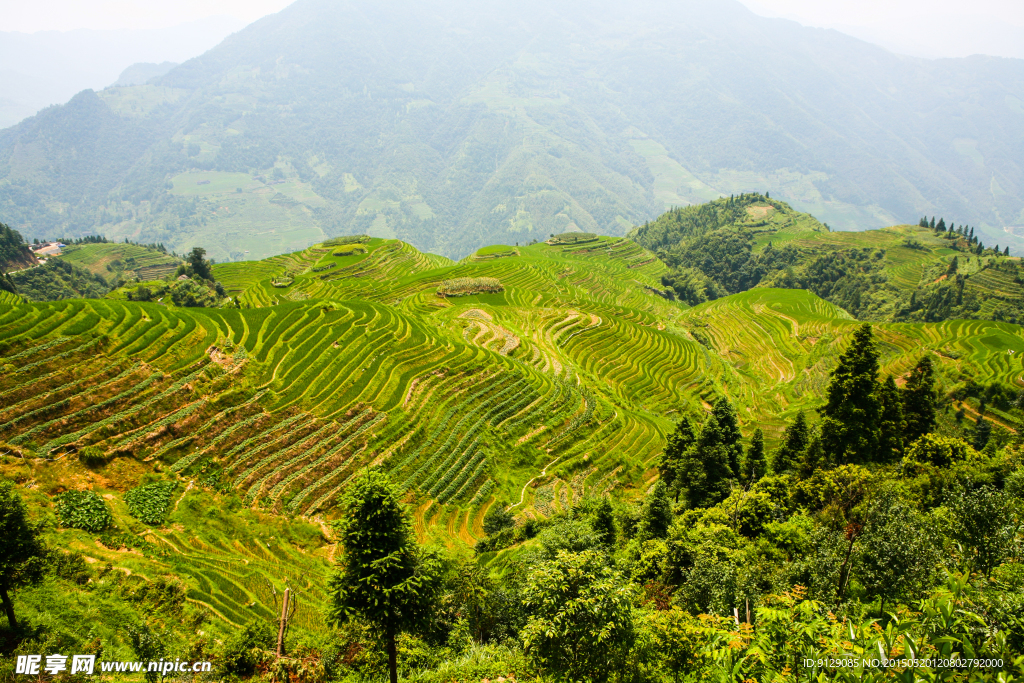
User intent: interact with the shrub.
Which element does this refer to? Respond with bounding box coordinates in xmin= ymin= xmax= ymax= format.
xmin=125 ymin=481 xmax=177 ymax=525
xmin=436 ymin=277 xmax=503 ymax=298
xmin=56 ymin=490 xmax=112 ymax=532
xmin=78 ymin=446 xmax=109 ymax=468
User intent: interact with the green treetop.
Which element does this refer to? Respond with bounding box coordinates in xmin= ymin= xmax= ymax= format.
xmin=328 ymin=469 xmax=442 ymax=683
xmin=678 ymin=412 xmax=735 ymax=508
xmin=772 ymin=411 xmax=808 ymax=474
xmin=743 ymin=427 xmax=766 ymax=482
xmin=659 ymin=417 xmax=695 ymax=501
xmin=820 ymin=324 xmax=882 ymax=465
xmin=901 ymin=355 xmax=938 ymax=443
xmin=876 ymin=375 xmax=906 ymax=462
xmin=711 ymin=397 xmax=743 ymax=477
xmin=0 ymin=480 xmax=46 ymax=631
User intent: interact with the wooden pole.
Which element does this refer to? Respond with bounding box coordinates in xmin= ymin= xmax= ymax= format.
xmin=276 ymin=588 xmax=290 ymax=658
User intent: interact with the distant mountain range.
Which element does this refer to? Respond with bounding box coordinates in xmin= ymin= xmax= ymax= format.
xmin=0 ymin=17 xmax=242 ymax=128
xmin=1 ymin=0 xmax=1022 ymax=260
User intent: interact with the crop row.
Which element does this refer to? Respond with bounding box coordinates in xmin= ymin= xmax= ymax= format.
xmin=0 ymin=359 xmax=117 ymax=425
xmin=237 ymin=420 xmax=341 ymax=501
xmin=0 ymin=336 xmax=72 ymax=363
xmin=15 ymin=337 xmax=103 ymax=375
xmin=223 ymin=414 xmax=313 ymax=472
xmin=290 ymin=412 xmax=388 ymax=513
xmin=167 ymin=395 xmax=268 ymax=472
xmin=427 ymin=439 xmax=480 ymax=499
xmin=435 ymin=448 xmax=487 ymax=504
xmin=269 ymin=408 xmax=372 ymax=504
xmin=403 ymin=374 xmax=519 ymax=489
xmin=38 ymin=364 xmax=211 ymax=455
xmin=0 ymin=362 xmax=136 ymax=435
xmin=8 ymin=366 xmax=156 ymax=447
xmin=468 ymin=479 xmax=494 ymax=509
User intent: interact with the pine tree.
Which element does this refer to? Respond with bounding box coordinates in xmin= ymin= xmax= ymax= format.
xmin=1005 ymin=246 xmax=1011 ymax=256
xmin=772 ymin=411 xmax=808 ymax=474
xmin=901 ymin=356 xmax=937 ymax=444
xmin=0 ymin=480 xmax=46 ymax=630
xmin=972 ymin=416 xmax=991 ymax=451
xmin=969 ymin=226 xmax=974 ymax=240
xmin=678 ymin=414 xmax=733 ymax=508
xmin=329 ymin=470 xmax=442 ymax=683
xmin=659 ymin=418 xmax=695 ymax=500
xmin=743 ymin=428 xmax=766 ymax=482
xmin=919 ymin=217 xmax=929 ymax=228
xmin=819 ymin=324 xmax=881 ymax=465
xmin=876 ymin=376 xmax=905 ymax=461
xmin=638 ymin=481 xmax=673 ymax=540
xmin=936 ymin=218 xmax=946 ymax=232
xmin=929 ymin=217 xmax=936 ymax=230
xmin=711 ymin=397 xmax=743 ymax=477
xmin=592 ymin=497 xmax=616 ymax=546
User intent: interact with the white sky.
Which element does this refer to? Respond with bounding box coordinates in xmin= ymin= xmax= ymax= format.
xmin=740 ymin=0 xmax=1024 ymax=59
xmin=2 ymin=0 xmax=1022 ymax=59
xmin=2 ymin=0 xmax=294 ymax=32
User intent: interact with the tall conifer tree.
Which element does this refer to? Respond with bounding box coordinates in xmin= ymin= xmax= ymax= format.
xmin=820 ymin=324 xmax=881 ymax=465
xmin=772 ymin=411 xmax=809 ymax=474
xmin=876 ymin=376 xmax=906 ymax=461
xmin=902 ymin=356 xmax=937 ymax=444
xmin=743 ymin=428 xmax=766 ymax=482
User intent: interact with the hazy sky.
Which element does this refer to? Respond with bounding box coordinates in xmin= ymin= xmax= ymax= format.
xmin=3 ymin=0 xmax=1023 ymax=59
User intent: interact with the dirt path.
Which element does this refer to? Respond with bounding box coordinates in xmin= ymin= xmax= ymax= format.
xmin=509 ymin=455 xmax=561 ymax=510
xmin=957 ymin=401 xmax=1018 ymax=434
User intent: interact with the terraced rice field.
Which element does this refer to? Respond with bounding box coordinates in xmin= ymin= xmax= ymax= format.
xmin=5 ymin=234 xmax=1023 ymax=554
xmin=59 ymin=243 xmax=181 ymax=280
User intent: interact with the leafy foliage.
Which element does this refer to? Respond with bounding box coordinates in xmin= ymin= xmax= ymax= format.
xmin=55 ymin=490 xmax=112 ymax=532
xmin=125 ymin=481 xmax=177 ymax=526
xmin=10 ymin=258 xmax=109 ymax=301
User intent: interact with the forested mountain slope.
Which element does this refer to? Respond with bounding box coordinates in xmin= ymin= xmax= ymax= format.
xmin=633 ymin=193 xmax=1024 ymax=324
xmin=1 ymin=0 xmax=1022 ymax=260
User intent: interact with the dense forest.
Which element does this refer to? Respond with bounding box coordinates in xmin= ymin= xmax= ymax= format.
xmin=0 ymin=223 xmax=35 ymax=272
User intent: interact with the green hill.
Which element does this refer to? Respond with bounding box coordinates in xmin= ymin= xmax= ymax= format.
xmin=632 ymin=193 xmax=1024 ymax=324
xmin=1 ymin=229 xmax=1022 ymax=676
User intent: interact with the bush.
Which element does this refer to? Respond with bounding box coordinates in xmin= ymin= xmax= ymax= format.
xmin=125 ymin=481 xmax=177 ymax=525
xmin=78 ymin=446 xmax=109 ymax=468
xmin=56 ymin=490 xmax=112 ymax=532
xmin=49 ymin=549 xmax=91 ymax=584
xmin=220 ymin=620 xmax=276 ymax=676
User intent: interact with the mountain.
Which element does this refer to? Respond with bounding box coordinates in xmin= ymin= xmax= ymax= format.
xmin=112 ymin=62 xmax=180 ymax=87
xmin=0 ymin=17 xmax=243 ymax=128
xmin=1 ymin=0 xmax=1023 ymax=262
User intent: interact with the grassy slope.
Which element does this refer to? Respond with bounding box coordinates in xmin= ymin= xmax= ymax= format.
xmin=58 ymin=243 xmax=181 ymax=282
xmin=1 ymin=233 xmax=1022 ymax=639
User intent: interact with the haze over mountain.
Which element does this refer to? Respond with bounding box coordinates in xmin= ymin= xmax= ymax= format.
xmin=1 ymin=0 xmax=1022 ymax=260
xmin=0 ymin=16 xmax=243 ymax=128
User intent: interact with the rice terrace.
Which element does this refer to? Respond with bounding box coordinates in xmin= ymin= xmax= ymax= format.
xmin=1 ymin=194 xmax=1024 ymax=680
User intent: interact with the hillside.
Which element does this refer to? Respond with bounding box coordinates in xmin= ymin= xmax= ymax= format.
xmin=2 ymin=232 xmax=1023 ymax=676
xmin=632 ymin=193 xmax=1024 ymax=325
xmin=2 ymin=235 xmax=1021 ymax=524
xmin=1 ymin=0 xmax=1023 ymax=261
